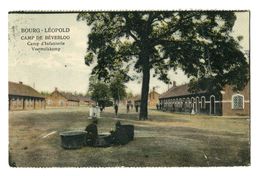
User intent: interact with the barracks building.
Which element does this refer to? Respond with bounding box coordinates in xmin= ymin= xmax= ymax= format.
xmin=9 ymin=81 xmax=46 ymax=111
xmin=158 ymin=81 xmax=250 ymax=116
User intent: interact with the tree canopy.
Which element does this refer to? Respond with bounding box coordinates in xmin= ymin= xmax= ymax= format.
xmin=88 ymin=75 xmax=111 ymax=107
xmin=78 ymin=11 xmax=249 ymax=120
xmin=88 ymin=74 xmax=127 ymax=108
xmin=109 ymin=73 xmax=127 ymax=103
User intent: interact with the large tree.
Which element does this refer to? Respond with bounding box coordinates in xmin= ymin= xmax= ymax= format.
xmin=77 ymin=11 xmax=249 ymax=120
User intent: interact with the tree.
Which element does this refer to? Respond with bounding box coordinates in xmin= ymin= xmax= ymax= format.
xmin=126 ymin=91 xmax=134 ymax=99
xmin=78 ymin=11 xmax=249 ymax=120
xmin=88 ymin=76 xmax=111 ymax=108
xmin=40 ymin=91 xmax=51 ymax=97
xmin=109 ymin=73 xmax=127 ymax=103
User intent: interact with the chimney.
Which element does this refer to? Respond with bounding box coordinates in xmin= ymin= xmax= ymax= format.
xmin=19 ymin=81 xmax=23 ymax=84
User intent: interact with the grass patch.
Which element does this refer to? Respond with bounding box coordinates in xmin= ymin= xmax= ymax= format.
xmin=9 ymin=107 xmax=250 ymax=167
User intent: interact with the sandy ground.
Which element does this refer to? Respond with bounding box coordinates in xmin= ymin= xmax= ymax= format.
xmin=9 ymin=106 xmax=250 ymax=167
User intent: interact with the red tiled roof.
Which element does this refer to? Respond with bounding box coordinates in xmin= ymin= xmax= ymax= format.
xmin=159 ymin=84 xmax=206 ymax=99
xmin=9 ymin=81 xmax=44 ymax=98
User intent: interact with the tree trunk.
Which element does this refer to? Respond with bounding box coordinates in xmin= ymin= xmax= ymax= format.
xmin=139 ymin=58 xmax=150 ymax=120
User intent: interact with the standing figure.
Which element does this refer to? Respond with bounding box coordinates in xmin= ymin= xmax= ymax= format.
xmin=135 ymin=103 xmax=139 ymax=112
xmin=126 ymin=103 xmax=130 ymax=113
xmin=114 ymin=103 xmax=119 ymax=117
xmin=191 ymin=107 xmax=195 ymax=115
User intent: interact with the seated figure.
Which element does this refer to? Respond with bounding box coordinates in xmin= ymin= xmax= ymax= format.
xmin=85 ymin=119 xmax=98 ymax=146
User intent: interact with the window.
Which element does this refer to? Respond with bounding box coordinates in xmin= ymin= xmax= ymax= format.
xmin=186 ymin=98 xmax=190 ymax=106
xmin=196 ymin=97 xmax=199 ymax=108
xmin=232 ymin=94 xmax=244 ymax=109
xmin=12 ymin=98 xmax=17 ymax=108
xmin=18 ymin=98 xmax=22 ymax=108
xmin=210 ymin=95 xmax=216 ymax=114
xmin=30 ymin=99 xmax=33 ymax=107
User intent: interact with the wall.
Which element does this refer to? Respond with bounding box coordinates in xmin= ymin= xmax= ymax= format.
xmin=158 ymin=84 xmax=250 ymax=116
xmin=148 ymin=91 xmax=160 ymax=107
xmin=221 ymin=84 xmax=250 ymax=116
xmin=9 ymin=96 xmax=45 ymax=111
xmin=79 ymin=101 xmax=92 ymax=106
xmin=46 ymin=91 xmax=80 ymax=107
xmin=67 ymin=100 xmax=79 ymax=106
xmin=46 ymin=91 xmax=67 ymax=107
xmin=158 ymin=93 xmax=222 ymax=115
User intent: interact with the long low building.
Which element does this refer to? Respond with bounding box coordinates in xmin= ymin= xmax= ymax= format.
xmin=78 ymin=96 xmax=95 ymax=106
xmin=158 ymin=82 xmax=250 ymax=116
xmin=46 ymin=88 xmax=80 ymax=107
xmin=45 ymin=88 xmax=94 ymax=107
xmin=9 ymin=81 xmax=46 ymax=111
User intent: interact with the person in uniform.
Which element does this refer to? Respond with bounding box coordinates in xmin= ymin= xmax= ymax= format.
xmin=135 ymin=102 xmax=139 ymax=112
xmin=114 ymin=103 xmax=119 ymax=117
xmin=126 ymin=103 xmax=130 ymax=113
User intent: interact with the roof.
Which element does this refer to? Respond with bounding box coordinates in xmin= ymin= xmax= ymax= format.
xmin=159 ymin=84 xmax=206 ymax=99
xmin=9 ymin=81 xmax=44 ymax=98
xmin=59 ymin=92 xmax=80 ymax=102
xmin=78 ymin=96 xmax=93 ymax=102
xmin=50 ymin=88 xmax=93 ymax=102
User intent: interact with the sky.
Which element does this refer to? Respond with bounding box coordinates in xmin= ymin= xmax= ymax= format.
xmin=8 ymin=12 xmax=249 ymax=95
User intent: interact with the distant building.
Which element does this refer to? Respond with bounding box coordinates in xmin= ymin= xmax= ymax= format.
xmin=133 ymin=87 xmax=160 ymax=108
xmin=158 ymin=81 xmax=250 ymax=116
xmin=78 ymin=96 xmax=95 ymax=106
xmin=8 ymin=81 xmax=46 ymax=111
xmin=148 ymin=87 xmax=160 ymax=107
xmin=46 ymin=88 xmax=79 ymax=107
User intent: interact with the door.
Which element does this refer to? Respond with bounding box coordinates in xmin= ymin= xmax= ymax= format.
xmin=196 ymin=97 xmax=199 ymax=113
xmin=210 ymin=96 xmax=215 ymax=115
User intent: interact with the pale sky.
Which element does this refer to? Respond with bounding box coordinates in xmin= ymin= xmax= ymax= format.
xmin=8 ymin=12 xmax=249 ymax=95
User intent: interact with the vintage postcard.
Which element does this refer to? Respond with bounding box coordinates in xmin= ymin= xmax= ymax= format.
xmin=8 ymin=11 xmax=250 ymax=167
